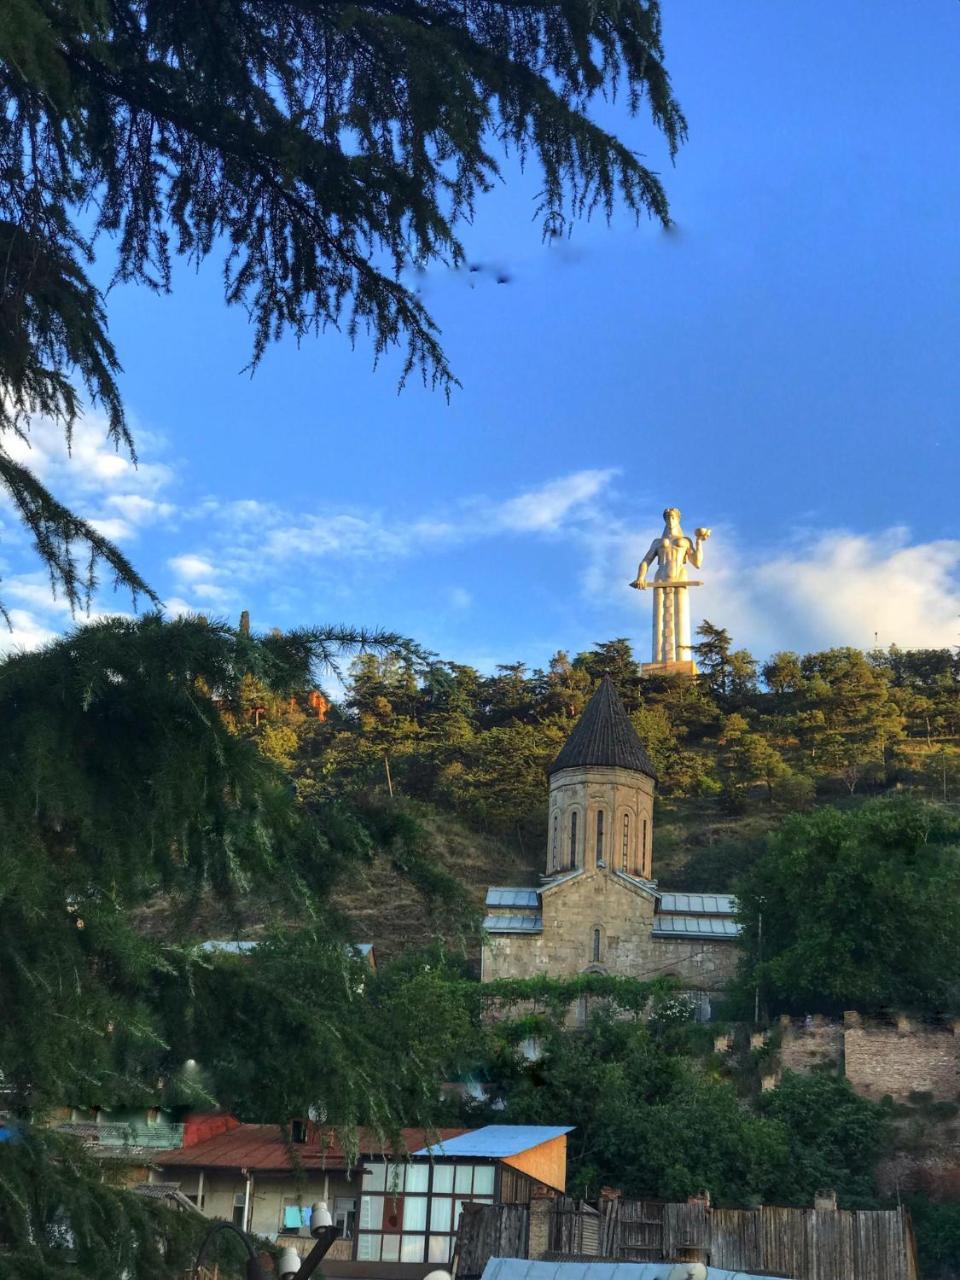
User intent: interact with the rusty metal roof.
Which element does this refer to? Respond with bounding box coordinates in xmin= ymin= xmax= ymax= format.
xmin=153 ymin=1126 xmax=468 ymax=1172
xmin=549 ymin=676 xmax=656 ymax=780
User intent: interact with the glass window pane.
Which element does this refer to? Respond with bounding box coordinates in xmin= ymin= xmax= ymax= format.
xmin=357 ymin=1235 xmax=380 ymax=1261
xmin=454 ymin=1165 xmax=473 ymax=1194
xmin=381 ymin=1236 xmax=400 ymax=1262
xmin=432 ymin=1165 xmax=454 ymax=1194
xmin=405 ymin=1164 xmax=429 ymax=1193
xmin=472 ymin=1166 xmax=495 ymax=1196
xmin=401 ymin=1235 xmax=425 ymax=1262
xmin=364 ymin=1163 xmax=386 ymax=1193
xmin=384 ymin=1197 xmax=403 ymax=1231
xmin=359 ymin=1197 xmax=383 ymax=1231
xmin=428 ymin=1236 xmax=452 ymax=1263
xmin=430 ymin=1199 xmax=452 ymax=1233
xmin=404 ymin=1197 xmax=428 ymax=1231
xmin=454 ymin=1199 xmax=468 ymax=1231
xmin=386 ymin=1163 xmax=405 ymax=1193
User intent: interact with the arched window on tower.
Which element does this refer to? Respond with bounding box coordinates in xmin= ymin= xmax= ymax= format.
xmin=596 ymin=810 xmax=604 ymax=863
xmin=622 ymin=814 xmax=630 ymax=873
xmin=551 ymin=813 xmax=559 ymax=871
xmin=643 ymin=817 xmax=649 ymax=873
xmin=592 ymin=927 xmax=602 ymax=963
xmin=569 ymin=810 xmax=578 ymax=866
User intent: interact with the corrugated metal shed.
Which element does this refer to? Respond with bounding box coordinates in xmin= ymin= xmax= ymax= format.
xmin=487 ymin=888 xmax=542 ymax=909
xmin=656 ymin=894 xmax=736 ymax=916
xmin=480 ymin=1259 xmax=786 ymax=1280
xmin=414 ymin=1125 xmax=573 ymax=1158
xmin=652 ymin=915 xmax=740 ymax=939
xmin=484 ymin=915 xmax=544 ymax=933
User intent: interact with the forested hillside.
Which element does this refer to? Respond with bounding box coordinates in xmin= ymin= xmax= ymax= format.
xmin=234 ymin=624 xmax=960 ymax=937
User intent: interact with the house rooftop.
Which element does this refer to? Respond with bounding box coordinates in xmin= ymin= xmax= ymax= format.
xmin=153 ymin=1125 xmax=468 ymax=1172
xmin=413 ymin=1126 xmax=573 ymax=1159
xmin=549 ymin=676 xmax=656 ymax=780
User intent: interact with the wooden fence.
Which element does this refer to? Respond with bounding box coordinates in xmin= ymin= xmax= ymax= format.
xmin=457 ymin=1196 xmax=919 ymax=1280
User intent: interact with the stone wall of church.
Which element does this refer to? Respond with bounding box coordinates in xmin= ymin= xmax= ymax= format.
xmin=546 ymin=766 xmax=655 ymax=879
xmin=482 ymin=867 xmax=738 ymax=993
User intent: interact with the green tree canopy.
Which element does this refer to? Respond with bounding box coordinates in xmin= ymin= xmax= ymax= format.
xmin=734 ymin=798 xmax=960 ymax=1016
xmin=0 ymin=613 xmax=456 ymax=1114
xmin=0 ymin=0 xmax=683 ymax=610
xmin=481 ymin=1004 xmax=885 ymax=1208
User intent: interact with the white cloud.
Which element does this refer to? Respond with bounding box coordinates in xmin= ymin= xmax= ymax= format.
xmin=449 ymin=587 xmax=473 ymax=610
xmin=164 ymin=469 xmax=621 ymax=606
xmin=3 ymin=415 xmax=174 ymax=498
xmin=492 ymin=469 xmax=617 ymax=533
xmin=106 ymin=494 xmax=176 ymax=523
xmin=169 ymin=553 xmax=219 ymax=582
xmin=0 ymin=608 xmax=58 ymax=656
xmin=745 ymin=529 xmax=960 ymax=653
xmin=162 ymin=597 xmax=204 ymax=618
xmin=582 ymin=516 xmax=960 ymax=658
xmin=89 ymin=516 xmax=135 ymax=542
xmin=1 ymin=575 xmax=76 ymax=616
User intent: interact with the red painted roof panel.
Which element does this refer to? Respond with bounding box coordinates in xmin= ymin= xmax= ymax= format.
xmin=154 ymin=1126 xmax=469 ymax=1172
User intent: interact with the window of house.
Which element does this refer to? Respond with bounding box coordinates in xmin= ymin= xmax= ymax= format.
xmin=551 ymin=813 xmax=559 ymax=870
xmin=596 ymin=810 xmax=604 ymax=861
xmin=569 ymin=811 xmax=578 ymax=865
xmin=335 ymin=1197 xmax=358 ymax=1238
xmin=593 ymin=928 xmax=602 ymax=963
xmin=356 ymin=1161 xmax=495 ymax=1264
xmin=281 ymin=1200 xmax=309 ymax=1232
xmin=233 ymin=1193 xmax=246 ymax=1229
xmin=622 ymin=814 xmax=629 ymax=872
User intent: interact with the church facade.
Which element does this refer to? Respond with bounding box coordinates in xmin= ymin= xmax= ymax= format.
xmin=482 ymin=676 xmax=739 ymax=1014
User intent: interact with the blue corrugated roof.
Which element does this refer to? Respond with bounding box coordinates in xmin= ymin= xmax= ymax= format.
xmin=481 ymin=1259 xmax=788 ymax=1280
xmin=413 ymin=1125 xmax=572 ymax=1158
xmin=657 ymin=892 xmax=737 ymax=916
xmin=652 ymin=914 xmax=740 ymax=938
xmin=486 ymin=887 xmax=541 ymax=909
xmin=483 ymin=914 xmax=543 ymax=934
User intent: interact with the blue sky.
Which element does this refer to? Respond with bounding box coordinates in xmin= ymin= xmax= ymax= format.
xmin=3 ymin=1 xmax=960 ymax=671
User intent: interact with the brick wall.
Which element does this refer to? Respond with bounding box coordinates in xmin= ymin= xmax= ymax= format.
xmin=777 ymin=1015 xmax=960 ymax=1103
xmin=845 ymin=1019 xmax=960 ymax=1101
xmin=779 ymin=1017 xmax=844 ymax=1076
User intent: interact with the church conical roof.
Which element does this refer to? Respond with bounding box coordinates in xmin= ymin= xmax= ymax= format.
xmin=548 ymin=674 xmax=657 ymax=779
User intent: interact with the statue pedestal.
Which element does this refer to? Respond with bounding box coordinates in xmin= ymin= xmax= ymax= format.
xmin=641 ymin=660 xmax=697 ymax=678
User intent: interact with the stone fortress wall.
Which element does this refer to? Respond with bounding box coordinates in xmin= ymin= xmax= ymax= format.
xmin=775 ymin=1011 xmax=960 ymax=1102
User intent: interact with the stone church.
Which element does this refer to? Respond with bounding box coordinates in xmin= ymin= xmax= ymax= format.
xmin=482 ymin=675 xmax=739 ymax=1015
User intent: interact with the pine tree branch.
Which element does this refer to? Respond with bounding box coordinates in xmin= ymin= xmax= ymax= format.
xmin=0 ymin=450 xmax=157 ymax=615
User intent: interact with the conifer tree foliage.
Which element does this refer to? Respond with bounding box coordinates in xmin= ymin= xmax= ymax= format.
xmin=0 ymin=0 xmax=684 ymax=608
xmin=0 ymin=612 xmax=445 ymax=1115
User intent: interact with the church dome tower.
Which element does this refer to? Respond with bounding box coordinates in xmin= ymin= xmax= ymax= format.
xmin=545 ymin=674 xmax=656 ymax=880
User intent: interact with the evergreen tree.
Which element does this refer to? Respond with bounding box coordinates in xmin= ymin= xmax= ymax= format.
xmin=574 ymin=638 xmax=641 ymax=709
xmin=693 ymin=620 xmax=734 ymax=698
xmin=0 ymin=0 xmax=684 ymax=609
xmin=0 ymin=613 xmax=481 ymax=1280
xmin=734 ymin=798 xmax=960 ymax=1015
